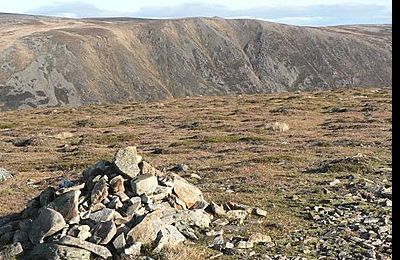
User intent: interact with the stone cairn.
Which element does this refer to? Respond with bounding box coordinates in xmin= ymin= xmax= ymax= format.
xmin=0 ymin=147 xmax=270 ymax=259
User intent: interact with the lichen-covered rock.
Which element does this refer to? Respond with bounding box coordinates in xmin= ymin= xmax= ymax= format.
xmin=252 ymin=207 xmax=267 ymax=217
xmin=208 ymin=202 xmax=226 ymax=216
xmin=226 ymin=210 xmax=248 ymax=221
xmin=236 ymin=240 xmax=254 ymax=249
xmin=114 ymin=147 xmax=142 ymax=178
xmin=108 ymin=196 xmax=123 ymax=209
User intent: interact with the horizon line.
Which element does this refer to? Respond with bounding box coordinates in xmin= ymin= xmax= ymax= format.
xmin=0 ymin=12 xmax=393 ymax=27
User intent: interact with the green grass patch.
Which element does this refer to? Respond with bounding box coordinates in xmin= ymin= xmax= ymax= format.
xmin=0 ymin=122 xmax=17 ymax=129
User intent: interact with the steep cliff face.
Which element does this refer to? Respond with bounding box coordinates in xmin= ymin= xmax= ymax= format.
xmin=0 ymin=14 xmax=392 ymax=110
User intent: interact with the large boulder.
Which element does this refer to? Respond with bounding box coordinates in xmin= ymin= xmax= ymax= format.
xmin=114 ymin=147 xmax=142 ymax=178
xmin=126 ymin=210 xmax=165 ymax=244
xmin=153 ymin=225 xmax=186 ymax=253
xmin=29 ymin=208 xmax=66 ymax=244
xmin=48 ymin=190 xmax=80 ymax=223
xmin=173 ymin=175 xmax=204 ymax=209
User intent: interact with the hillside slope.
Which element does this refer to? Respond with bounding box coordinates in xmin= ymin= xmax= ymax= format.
xmin=0 ymin=14 xmax=392 ymax=110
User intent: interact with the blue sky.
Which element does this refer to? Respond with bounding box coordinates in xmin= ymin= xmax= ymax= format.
xmin=0 ymin=0 xmax=392 ymax=26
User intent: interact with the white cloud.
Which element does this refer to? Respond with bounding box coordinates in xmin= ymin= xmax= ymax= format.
xmin=27 ymin=1 xmax=129 ymax=18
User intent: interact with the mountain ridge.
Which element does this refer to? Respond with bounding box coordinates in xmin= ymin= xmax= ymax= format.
xmin=0 ymin=14 xmax=392 ymax=110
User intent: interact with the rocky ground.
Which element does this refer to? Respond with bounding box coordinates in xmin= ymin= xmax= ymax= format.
xmin=0 ymin=88 xmax=392 ymax=259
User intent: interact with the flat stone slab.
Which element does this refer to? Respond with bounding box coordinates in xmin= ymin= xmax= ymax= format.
xmin=56 ymin=235 xmax=112 ymax=259
xmin=30 ymin=243 xmax=91 ymax=260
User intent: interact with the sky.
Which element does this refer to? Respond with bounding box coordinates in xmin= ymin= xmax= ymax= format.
xmin=0 ymin=0 xmax=392 ymax=26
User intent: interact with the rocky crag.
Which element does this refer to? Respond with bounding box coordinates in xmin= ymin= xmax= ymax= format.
xmin=0 ymin=13 xmax=392 ymax=110
xmin=0 ymin=146 xmax=271 ymax=259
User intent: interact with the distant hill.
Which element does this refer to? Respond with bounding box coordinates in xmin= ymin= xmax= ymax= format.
xmin=0 ymin=13 xmax=392 ymax=110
